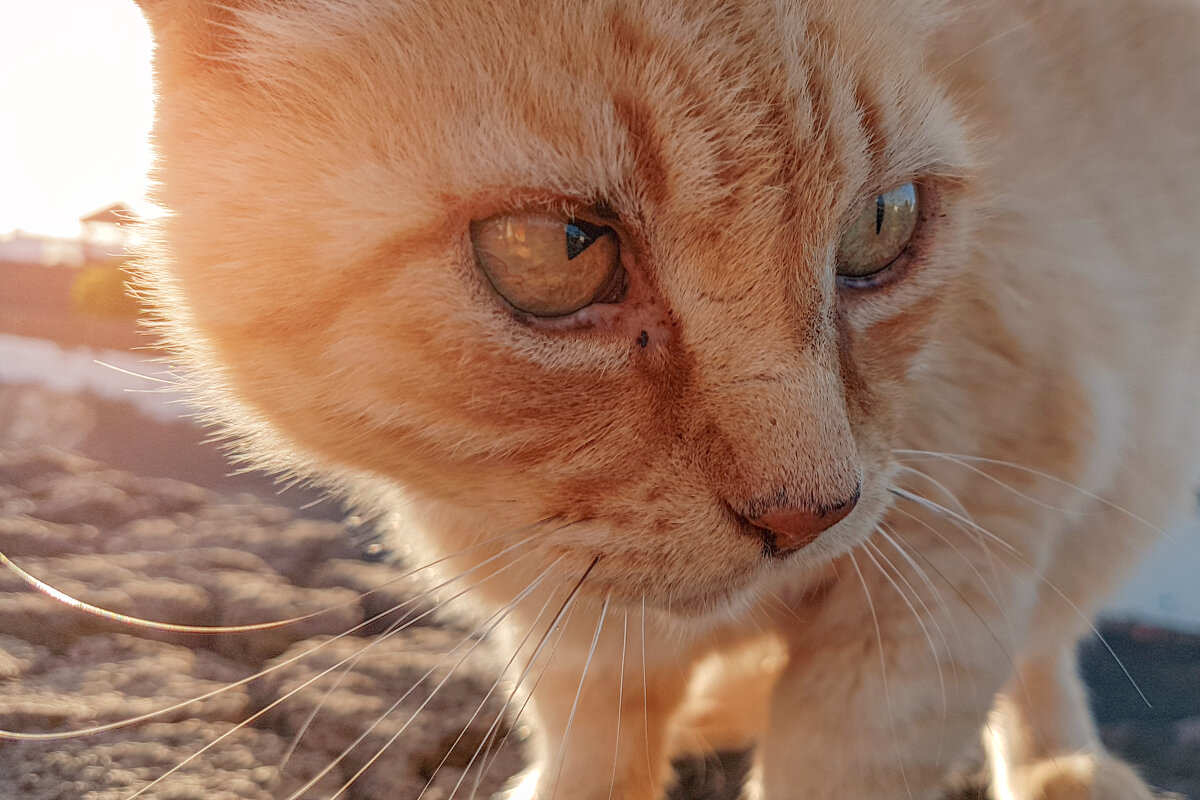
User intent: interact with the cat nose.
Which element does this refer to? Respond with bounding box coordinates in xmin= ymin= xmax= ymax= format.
xmin=743 ymin=489 xmax=859 ymax=555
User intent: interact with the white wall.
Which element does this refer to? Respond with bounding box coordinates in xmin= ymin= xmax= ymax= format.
xmin=1105 ymin=516 xmax=1200 ymax=632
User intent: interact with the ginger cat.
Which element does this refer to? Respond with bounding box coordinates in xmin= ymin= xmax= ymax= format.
xmin=134 ymin=0 xmax=1200 ymax=798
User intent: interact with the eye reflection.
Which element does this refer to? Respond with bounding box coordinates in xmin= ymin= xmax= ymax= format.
xmin=471 ymin=212 xmax=625 ymax=317
xmin=836 ymin=182 xmax=919 ymax=283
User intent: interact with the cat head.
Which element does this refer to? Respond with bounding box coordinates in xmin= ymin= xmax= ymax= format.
xmin=137 ymin=0 xmax=974 ymax=614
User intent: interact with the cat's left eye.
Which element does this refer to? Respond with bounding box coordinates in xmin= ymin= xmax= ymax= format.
xmin=836 ymin=182 xmax=920 ymax=285
xmin=470 ymin=213 xmax=626 ymax=317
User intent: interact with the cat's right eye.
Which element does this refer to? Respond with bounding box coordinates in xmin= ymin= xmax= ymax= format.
xmin=470 ymin=213 xmax=626 ymax=317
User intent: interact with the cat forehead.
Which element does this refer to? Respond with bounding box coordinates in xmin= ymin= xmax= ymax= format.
xmin=148 ymin=0 xmax=964 ymax=202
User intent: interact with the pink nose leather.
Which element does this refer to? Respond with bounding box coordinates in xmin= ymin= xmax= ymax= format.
xmin=749 ymin=494 xmax=857 ymax=552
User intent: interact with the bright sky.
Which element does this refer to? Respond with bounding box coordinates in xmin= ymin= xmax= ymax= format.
xmin=0 ymin=1 xmax=155 ymax=238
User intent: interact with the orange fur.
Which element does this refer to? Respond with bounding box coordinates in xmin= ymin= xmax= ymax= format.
xmin=134 ymin=1 xmax=1200 ymax=797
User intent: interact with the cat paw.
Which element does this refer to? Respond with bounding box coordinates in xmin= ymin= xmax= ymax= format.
xmin=494 ymin=765 xmax=540 ymax=800
xmin=1009 ymin=753 xmax=1156 ymax=800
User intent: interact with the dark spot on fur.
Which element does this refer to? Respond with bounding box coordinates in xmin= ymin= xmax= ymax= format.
xmin=638 ymin=330 xmax=649 ymax=348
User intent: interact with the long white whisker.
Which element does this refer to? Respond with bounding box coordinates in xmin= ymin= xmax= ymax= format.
xmin=894 ymin=449 xmax=1168 ymax=540
xmin=278 ymin=524 xmax=553 ymax=771
xmin=889 ymin=487 xmax=1018 ymax=555
xmin=0 ymin=518 xmax=554 ymax=636
xmin=898 ymin=459 xmax=1077 ymax=521
xmin=865 ymin=538 xmax=951 ymax=764
xmin=120 ymin=544 xmax=543 ymax=799
xmin=4 ymin=528 xmax=547 ymax=744
xmin=640 ymin=595 xmax=654 ymax=793
xmin=892 ymin=482 xmax=1022 ymax=622
xmin=464 ymin=556 xmax=600 ymax=800
xmin=421 ymin=561 xmax=562 ymax=800
xmin=893 ymin=464 xmax=977 ymax=519
xmin=547 ymin=595 xmax=610 ymax=799
xmin=849 ymin=551 xmax=913 ymax=800
xmin=93 ymin=358 xmax=178 ymax=385
xmin=876 ymin=523 xmax=955 ymax=631
xmin=864 ymin=539 xmax=947 ymax=698
xmin=893 ymin=487 xmax=1151 ymax=707
xmin=296 ymin=563 xmax=555 ymax=800
xmin=932 ymin=7 xmax=1053 ymax=78
xmin=607 ymin=610 xmax=629 ymax=800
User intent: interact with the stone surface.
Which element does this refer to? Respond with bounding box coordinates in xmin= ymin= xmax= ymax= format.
xmin=0 ymin=447 xmax=525 ymax=799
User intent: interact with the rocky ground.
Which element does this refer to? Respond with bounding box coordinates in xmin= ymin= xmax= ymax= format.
xmin=0 ymin=444 xmax=1196 ymax=799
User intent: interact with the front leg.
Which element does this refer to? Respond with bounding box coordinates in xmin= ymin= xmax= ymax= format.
xmin=499 ymin=600 xmax=698 ymax=800
xmin=984 ymin=505 xmax=1163 ymax=800
xmin=759 ymin=543 xmax=1029 ymax=800
xmin=986 ymin=651 xmax=1155 ymax=800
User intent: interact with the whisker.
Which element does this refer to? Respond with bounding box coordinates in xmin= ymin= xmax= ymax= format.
xmin=864 ymin=539 xmax=948 ymax=699
xmin=463 ymin=556 xmax=600 ymax=800
xmin=547 ymin=595 xmax=610 ymax=799
xmin=892 ymin=486 xmax=1151 ymax=707
xmin=293 ymin=562 xmax=557 ymax=800
xmin=2 ymin=526 xmax=548 ymax=742
xmin=120 ymin=544 xmax=544 ymax=798
xmin=889 ymin=487 xmax=1019 ymax=555
xmin=893 ymin=464 xmax=977 ymax=519
xmin=0 ymin=517 xmax=555 ymax=635
xmin=889 ymin=503 xmax=1016 ymax=650
xmin=864 ymin=538 xmax=952 ymax=763
xmin=0 ymin=550 xmax=351 ymax=635
xmin=889 ymin=468 xmax=1015 ymax=641
xmin=423 ymin=580 xmax=562 ymax=800
xmin=894 ymin=449 xmax=1168 ymax=540
xmin=640 ymin=595 xmax=654 ymax=794
xmin=875 ymin=523 xmax=955 ymax=631
xmin=932 ymin=6 xmax=1054 ymax=79
xmin=274 ymin=520 xmax=557 ymax=769
xmin=93 ymin=358 xmax=178 ymax=385
xmin=849 ymin=551 xmax=913 ymax=800
xmin=607 ymin=610 xmax=629 ymax=800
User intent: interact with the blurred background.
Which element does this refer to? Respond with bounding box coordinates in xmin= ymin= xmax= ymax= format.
xmin=0 ymin=0 xmax=340 ymax=517
xmin=0 ymin=3 xmax=1196 ymax=797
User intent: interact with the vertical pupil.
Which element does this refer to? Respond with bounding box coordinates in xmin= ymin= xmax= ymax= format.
xmin=874 ymin=194 xmax=885 ymax=235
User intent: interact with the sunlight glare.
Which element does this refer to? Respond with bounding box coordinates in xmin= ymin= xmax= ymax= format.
xmin=0 ymin=1 xmax=155 ymax=238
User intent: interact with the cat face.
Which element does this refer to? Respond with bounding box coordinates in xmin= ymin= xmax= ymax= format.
xmin=142 ymin=0 xmax=973 ymax=614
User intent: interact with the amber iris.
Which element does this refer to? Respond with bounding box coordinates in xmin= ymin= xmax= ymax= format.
xmin=471 ymin=213 xmax=625 ymax=317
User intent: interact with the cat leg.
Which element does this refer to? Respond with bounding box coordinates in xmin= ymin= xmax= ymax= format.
xmin=499 ymin=602 xmax=699 ymax=800
xmin=985 ymin=507 xmax=1161 ymax=800
xmin=756 ymin=546 xmax=1030 ymax=800
xmin=669 ymin=634 xmax=785 ymax=758
xmin=985 ymin=652 xmax=1153 ymax=800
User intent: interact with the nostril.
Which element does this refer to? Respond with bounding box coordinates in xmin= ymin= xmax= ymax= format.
xmin=745 ymin=489 xmax=859 ymax=555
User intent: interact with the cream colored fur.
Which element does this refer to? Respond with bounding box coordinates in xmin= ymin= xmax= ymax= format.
xmin=134 ymin=1 xmax=1200 ymax=798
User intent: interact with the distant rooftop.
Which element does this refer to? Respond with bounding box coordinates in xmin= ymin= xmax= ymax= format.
xmin=80 ymin=202 xmax=137 ymax=226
